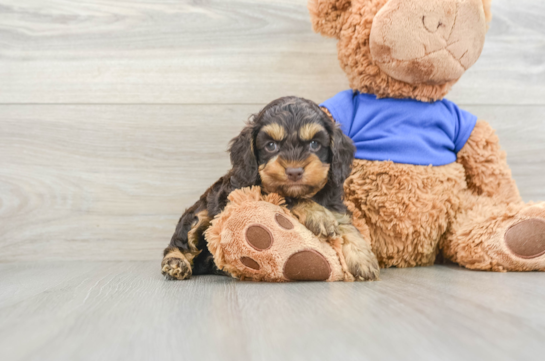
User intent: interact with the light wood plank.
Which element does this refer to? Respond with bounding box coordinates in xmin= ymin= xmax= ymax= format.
xmin=0 ymin=262 xmax=544 ymax=361
xmin=0 ymin=104 xmax=253 ymax=261
xmin=0 ymin=262 xmax=249 ymax=361
xmin=0 ymin=0 xmax=543 ymax=105
xmin=0 ymin=104 xmax=544 ymax=261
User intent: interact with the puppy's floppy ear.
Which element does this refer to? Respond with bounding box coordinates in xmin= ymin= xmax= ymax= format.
xmin=229 ymin=122 xmax=259 ymax=188
xmin=308 ymin=0 xmax=352 ymax=39
xmin=329 ymin=124 xmax=355 ymax=187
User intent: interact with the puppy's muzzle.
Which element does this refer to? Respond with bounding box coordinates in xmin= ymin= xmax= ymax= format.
xmin=285 ymin=167 xmax=304 ymax=182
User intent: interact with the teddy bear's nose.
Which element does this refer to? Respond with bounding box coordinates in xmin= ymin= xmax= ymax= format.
xmin=422 ymin=15 xmax=444 ymax=34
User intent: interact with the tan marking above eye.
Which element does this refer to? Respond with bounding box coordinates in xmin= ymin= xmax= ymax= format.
xmin=299 ymin=123 xmax=325 ymax=141
xmin=261 ymin=124 xmax=286 ymax=142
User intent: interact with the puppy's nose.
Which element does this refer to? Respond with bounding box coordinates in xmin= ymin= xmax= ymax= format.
xmin=286 ymin=167 xmax=304 ymax=182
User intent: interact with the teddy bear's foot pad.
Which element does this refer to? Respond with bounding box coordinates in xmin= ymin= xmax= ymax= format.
xmin=240 ymin=257 xmax=260 ymax=270
xmin=246 ymin=225 xmax=273 ymax=250
xmin=505 ymin=218 xmax=545 ymax=259
xmin=283 ymin=250 xmax=331 ymax=281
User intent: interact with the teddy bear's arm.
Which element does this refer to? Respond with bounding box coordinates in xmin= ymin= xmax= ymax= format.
xmin=456 ymin=120 xmax=522 ymax=203
xmin=321 ymin=107 xmax=335 ymax=122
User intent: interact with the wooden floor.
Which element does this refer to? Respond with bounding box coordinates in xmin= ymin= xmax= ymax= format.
xmin=1 ymin=262 xmax=544 ymax=361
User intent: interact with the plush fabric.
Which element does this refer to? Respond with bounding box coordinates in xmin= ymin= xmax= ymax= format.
xmin=205 ymin=187 xmax=352 ymax=282
xmin=309 ymin=0 xmax=492 ymax=102
xmin=310 ymin=0 xmax=545 ymax=272
xmin=321 ymin=90 xmax=477 ymax=166
xmin=369 ymin=0 xmax=487 ymax=85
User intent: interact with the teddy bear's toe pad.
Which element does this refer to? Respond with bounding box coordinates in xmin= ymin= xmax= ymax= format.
xmin=275 ymin=213 xmax=294 ymax=230
xmin=505 ymin=218 xmax=545 ymax=259
xmin=246 ymin=225 xmax=273 ymax=251
xmin=240 ymin=257 xmax=260 ymax=270
xmin=283 ymin=250 xmax=331 ymax=281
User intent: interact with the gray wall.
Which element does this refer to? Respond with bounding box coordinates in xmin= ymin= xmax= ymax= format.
xmin=1 ymin=0 xmax=544 ymax=261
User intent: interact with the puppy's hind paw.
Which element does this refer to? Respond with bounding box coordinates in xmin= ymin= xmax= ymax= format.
xmin=161 ymin=257 xmax=192 ymax=280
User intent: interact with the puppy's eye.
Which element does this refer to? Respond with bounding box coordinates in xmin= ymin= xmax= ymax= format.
xmin=309 ymin=140 xmax=321 ymax=152
xmin=265 ymin=142 xmax=278 ymax=153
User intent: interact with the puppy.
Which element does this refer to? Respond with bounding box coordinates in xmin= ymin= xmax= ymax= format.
xmin=161 ymin=96 xmax=379 ymax=281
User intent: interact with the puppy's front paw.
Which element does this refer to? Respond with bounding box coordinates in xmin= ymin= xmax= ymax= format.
xmin=343 ymin=239 xmax=380 ymax=282
xmin=306 ymin=215 xmax=340 ymax=239
xmin=161 ymin=257 xmax=192 ymax=280
xmin=291 ymin=201 xmax=339 ymax=239
xmin=349 ymin=256 xmax=380 ymax=282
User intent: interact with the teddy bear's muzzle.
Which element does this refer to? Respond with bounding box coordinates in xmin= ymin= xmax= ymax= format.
xmin=369 ymin=0 xmax=487 ymax=85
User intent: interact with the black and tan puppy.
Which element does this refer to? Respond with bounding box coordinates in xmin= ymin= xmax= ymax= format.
xmin=161 ymin=96 xmax=379 ymax=281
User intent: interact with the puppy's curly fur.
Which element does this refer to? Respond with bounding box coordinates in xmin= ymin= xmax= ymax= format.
xmin=162 ymin=96 xmax=379 ymax=281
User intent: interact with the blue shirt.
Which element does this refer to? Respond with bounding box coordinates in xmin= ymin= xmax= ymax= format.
xmin=321 ymin=90 xmax=477 ymax=166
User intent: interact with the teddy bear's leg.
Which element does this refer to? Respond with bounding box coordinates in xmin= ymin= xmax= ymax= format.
xmin=344 ymin=159 xmax=463 ymax=269
xmin=442 ymin=193 xmax=545 ymax=272
xmin=444 ymin=120 xmax=545 ymax=271
xmin=457 ymin=120 xmax=523 ymax=205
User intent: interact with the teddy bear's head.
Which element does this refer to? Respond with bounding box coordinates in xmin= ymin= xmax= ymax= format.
xmin=309 ymin=0 xmax=492 ymax=102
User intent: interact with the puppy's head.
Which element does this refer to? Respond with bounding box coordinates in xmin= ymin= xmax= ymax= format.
xmin=229 ymin=96 xmax=355 ymax=198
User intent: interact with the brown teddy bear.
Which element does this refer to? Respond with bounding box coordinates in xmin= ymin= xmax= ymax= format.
xmin=205 ymin=186 xmax=356 ymax=282
xmin=309 ymin=0 xmax=545 ymax=271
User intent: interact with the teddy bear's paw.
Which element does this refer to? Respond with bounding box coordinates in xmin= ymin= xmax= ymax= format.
xmin=505 ymin=214 xmax=545 ymax=260
xmin=236 ymin=213 xmax=340 ymax=282
xmin=161 ymin=257 xmax=192 ymax=280
xmin=283 ymin=250 xmax=331 ymax=282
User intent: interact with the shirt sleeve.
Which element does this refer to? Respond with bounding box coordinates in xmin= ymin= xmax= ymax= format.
xmin=320 ymin=90 xmax=356 ymax=136
xmin=451 ymin=102 xmax=478 ymax=153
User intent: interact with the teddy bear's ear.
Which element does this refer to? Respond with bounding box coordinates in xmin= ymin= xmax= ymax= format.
xmin=308 ymin=0 xmax=352 ymax=38
xmin=482 ymin=0 xmax=492 ymax=24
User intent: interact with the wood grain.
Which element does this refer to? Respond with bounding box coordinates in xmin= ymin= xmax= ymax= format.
xmin=0 ymin=262 xmax=544 ymax=361
xmin=0 ymin=104 xmax=252 ymax=260
xmin=0 ymin=104 xmax=543 ymax=261
xmin=0 ymin=0 xmax=544 ymax=105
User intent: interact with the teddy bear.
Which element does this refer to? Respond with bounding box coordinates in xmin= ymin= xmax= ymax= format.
xmin=307 ymin=0 xmax=545 ymax=272
xmin=205 ymin=186 xmax=357 ymax=282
